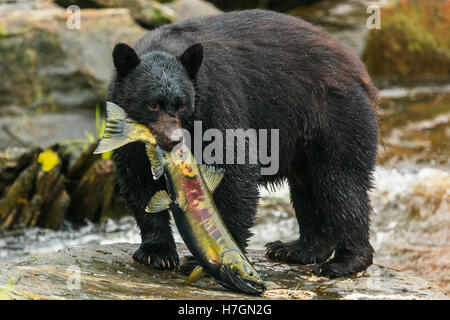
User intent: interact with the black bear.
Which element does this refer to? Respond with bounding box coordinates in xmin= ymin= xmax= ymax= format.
xmin=109 ymin=9 xmax=378 ymax=278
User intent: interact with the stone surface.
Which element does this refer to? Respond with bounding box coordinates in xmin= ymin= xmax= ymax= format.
xmin=166 ymin=0 xmax=221 ymax=20
xmin=0 ymin=2 xmax=147 ymax=110
xmin=362 ymin=0 xmax=450 ymax=80
xmin=54 ymin=0 xmax=177 ymax=28
xmin=0 ymin=112 xmax=96 ymax=149
xmin=0 ymin=243 xmax=447 ymax=299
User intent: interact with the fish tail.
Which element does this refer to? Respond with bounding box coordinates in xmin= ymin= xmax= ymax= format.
xmin=94 ymin=102 xmax=134 ymax=154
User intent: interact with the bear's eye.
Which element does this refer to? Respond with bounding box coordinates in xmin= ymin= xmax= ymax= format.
xmin=148 ymin=104 xmax=160 ymax=111
xmin=179 ymin=105 xmax=186 ymax=111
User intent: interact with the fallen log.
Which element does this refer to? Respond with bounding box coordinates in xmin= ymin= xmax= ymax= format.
xmin=67 ymin=159 xmax=116 ymax=223
xmin=0 ymin=162 xmax=38 ymax=230
xmin=0 ymin=143 xmax=131 ymax=231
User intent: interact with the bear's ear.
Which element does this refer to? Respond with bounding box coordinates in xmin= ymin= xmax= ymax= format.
xmin=180 ymin=43 xmax=203 ymax=79
xmin=112 ymin=43 xmax=140 ymax=77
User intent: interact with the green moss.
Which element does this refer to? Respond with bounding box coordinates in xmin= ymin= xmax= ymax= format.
xmin=150 ymin=6 xmax=174 ymax=27
xmin=0 ymin=279 xmax=16 ymax=300
xmin=363 ymin=0 xmax=450 ymax=79
xmin=0 ymin=24 xmax=7 ymax=39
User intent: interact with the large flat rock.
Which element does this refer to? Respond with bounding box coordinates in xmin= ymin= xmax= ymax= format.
xmin=0 ymin=243 xmax=447 ymax=299
xmin=0 ymin=2 xmax=147 ymax=110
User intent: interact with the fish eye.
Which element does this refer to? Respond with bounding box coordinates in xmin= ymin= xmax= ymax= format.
xmin=148 ymin=104 xmax=160 ymax=111
xmin=248 ymin=271 xmax=254 ymax=277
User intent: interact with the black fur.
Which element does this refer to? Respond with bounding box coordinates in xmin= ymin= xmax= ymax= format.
xmin=108 ymin=10 xmax=378 ymax=278
xmin=112 ymin=43 xmax=141 ymax=77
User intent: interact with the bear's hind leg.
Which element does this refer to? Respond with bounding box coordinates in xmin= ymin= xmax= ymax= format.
xmin=266 ymin=180 xmax=336 ymax=265
xmin=266 ymin=125 xmax=376 ymax=278
xmin=302 ymin=131 xmax=375 ymax=278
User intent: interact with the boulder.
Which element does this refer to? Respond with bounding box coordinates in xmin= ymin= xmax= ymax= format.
xmin=53 ymin=0 xmax=223 ymax=27
xmin=0 ymin=243 xmax=447 ymax=299
xmin=54 ymin=0 xmax=177 ymax=28
xmin=166 ymin=0 xmax=222 ymax=20
xmin=362 ymin=0 xmax=450 ymax=80
xmin=0 ymin=2 xmax=147 ymax=110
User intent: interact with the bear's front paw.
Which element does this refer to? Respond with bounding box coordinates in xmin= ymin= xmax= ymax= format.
xmin=133 ymin=246 xmax=179 ymax=270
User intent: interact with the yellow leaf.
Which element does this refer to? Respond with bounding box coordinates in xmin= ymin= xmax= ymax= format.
xmin=37 ymin=149 xmax=60 ymax=172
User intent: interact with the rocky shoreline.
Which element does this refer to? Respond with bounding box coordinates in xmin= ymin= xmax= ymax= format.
xmin=0 ymin=243 xmax=447 ymax=300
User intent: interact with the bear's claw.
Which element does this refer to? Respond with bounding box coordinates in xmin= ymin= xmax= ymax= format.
xmin=133 ymin=247 xmax=179 ymax=270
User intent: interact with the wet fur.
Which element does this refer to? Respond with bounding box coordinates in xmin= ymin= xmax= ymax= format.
xmin=109 ymin=10 xmax=378 ymax=277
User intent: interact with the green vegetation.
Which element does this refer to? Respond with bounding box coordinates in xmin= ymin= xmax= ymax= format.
xmin=363 ymin=0 xmax=450 ymax=79
xmin=0 ymin=279 xmax=15 ymax=300
xmin=61 ymin=105 xmax=112 ymax=159
xmin=0 ymin=23 xmax=7 ymax=39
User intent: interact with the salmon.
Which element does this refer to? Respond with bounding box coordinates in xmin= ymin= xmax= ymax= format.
xmin=94 ymin=102 xmax=266 ymax=295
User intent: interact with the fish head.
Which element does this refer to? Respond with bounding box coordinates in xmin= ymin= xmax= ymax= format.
xmin=218 ymin=249 xmax=266 ymax=295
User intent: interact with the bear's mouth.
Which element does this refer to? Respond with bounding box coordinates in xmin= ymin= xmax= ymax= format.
xmin=155 ymin=133 xmax=183 ymax=151
xmin=147 ymin=112 xmax=183 ymax=151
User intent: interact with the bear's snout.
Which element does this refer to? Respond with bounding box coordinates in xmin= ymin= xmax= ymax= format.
xmin=148 ymin=113 xmax=182 ymax=151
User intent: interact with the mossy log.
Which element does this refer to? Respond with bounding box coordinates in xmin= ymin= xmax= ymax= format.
xmin=67 ymin=142 xmax=101 ymax=180
xmin=0 ymin=143 xmax=131 ymax=231
xmin=68 ymin=159 xmax=117 ymax=223
xmin=0 ymin=162 xmax=38 ymax=231
xmin=0 ymin=148 xmax=41 ymax=196
xmin=34 ymin=163 xmax=70 ymax=230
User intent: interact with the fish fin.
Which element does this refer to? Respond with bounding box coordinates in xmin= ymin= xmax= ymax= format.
xmin=106 ymin=101 xmax=127 ymax=120
xmin=94 ymin=129 xmax=132 ymax=154
xmin=177 ymin=191 xmax=187 ymax=211
xmin=94 ymin=102 xmax=133 ymax=154
xmin=207 ymin=249 xmax=221 ymax=265
xmin=200 ymin=165 xmax=225 ymax=193
xmin=184 ymin=266 xmax=206 ymax=285
xmin=146 ymin=144 xmax=164 ymax=180
xmin=145 ymin=190 xmax=171 ymax=213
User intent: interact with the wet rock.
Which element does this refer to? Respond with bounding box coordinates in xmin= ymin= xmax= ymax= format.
xmin=0 ymin=243 xmax=447 ymax=299
xmin=289 ymin=0 xmax=374 ymax=55
xmin=0 ymin=2 xmax=147 ymax=110
xmin=362 ymin=0 xmax=450 ymax=80
xmin=0 ymin=112 xmax=96 ymax=150
xmin=166 ymin=0 xmax=221 ymax=20
xmin=54 ymin=0 xmax=177 ymax=29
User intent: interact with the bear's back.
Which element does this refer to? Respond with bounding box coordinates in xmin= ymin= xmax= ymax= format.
xmin=131 ymin=9 xmax=377 ymax=133
xmin=134 ymin=9 xmax=325 ymax=58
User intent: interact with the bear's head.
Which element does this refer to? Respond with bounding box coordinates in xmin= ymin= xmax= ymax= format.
xmin=108 ymin=42 xmax=203 ymax=151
